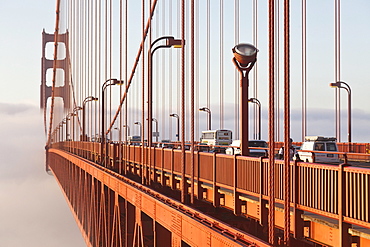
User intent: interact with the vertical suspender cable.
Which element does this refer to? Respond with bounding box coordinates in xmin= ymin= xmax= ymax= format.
xmin=234 ymin=0 xmax=239 ymax=139
xmin=268 ymin=0 xmax=276 ymax=244
xmin=177 ymin=0 xmax=181 ymax=124
xmin=109 ymin=0 xmax=113 ymax=142
xmin=125 ymin=0 xmax=128 ymax=174
xmin=283 ymin=0 xmax=291 ymax=244
xmin=169 ymin=0 xmax=173 ymax=140
xmin=180 ymin=0 xmax=186 ymax=204
xmin=275 ymin=0 xmax=280 ymax=141
xmin=206 ymin=0 xmax=210 ymax=124
xmin=335 ymin=0 xmax=341 ymax=142
xmin=302 ymin=0 xmax=306 ymax=141
xmin=98 ymin=0 xmax=101 ymax=142
xmin=220 ymin=0 xmax=224 ymax=129
xmin=253 ymin=0 xmax=258 ymax=139
xmin=104 ymin=0 xmax=108 ymax=144
xmin=119 ymin=0 xmax=123 ymax=172
xmin=195 ymin=1 xmax=199 ymax=140
xmin=190 ymin=0 xmax=195 ymax=204
xmin=161 ymin=1 xmax=165 ymax=140
xmin=141 ymin=0 xmax=145 ymax=184
xmin=148 ymin=0 xmax=152 ymax=185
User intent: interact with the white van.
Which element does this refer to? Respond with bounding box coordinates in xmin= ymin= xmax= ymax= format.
xmin=297 ymin=136 xmax=341 ymax=163
xmin=226 ymin=140 xmax=268 ymax=157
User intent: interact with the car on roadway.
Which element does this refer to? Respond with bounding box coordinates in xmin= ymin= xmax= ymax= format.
xmin=225 ymin=140 xmax=268 ymax=157
xmin=296 ymin=136 xmax=341 ymax=163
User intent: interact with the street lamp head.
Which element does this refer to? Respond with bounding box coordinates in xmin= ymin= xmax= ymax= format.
xmin=232 ymin=43 xmax=258 ymax=68
xmin=166 ymin=37 xmax=183 ymax=48
xmin=330 ymin=82 xmax=342 ymax=88
xmin=170 ymin=113 xmax=178 ymax=118
xmin=112 ymin=79 xmax=124 ymax=85
xmin=92 ymin=97 xmax=98 ymax=101
xmin=199 ymin=107 xmax=206 ymax=111
xmin=134 ymin=122 xmax=140 ymax=125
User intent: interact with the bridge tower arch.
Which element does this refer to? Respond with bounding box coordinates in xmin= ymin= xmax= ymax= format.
xmin=40 ymin=29 xmax=70 ymax=110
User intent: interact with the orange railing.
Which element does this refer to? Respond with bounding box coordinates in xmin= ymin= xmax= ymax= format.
xmin=51 ymin=141 xmax=370 ymax=230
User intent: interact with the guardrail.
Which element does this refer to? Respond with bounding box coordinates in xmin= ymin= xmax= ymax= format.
xmin=50 ymin=141 xmax=370 ymax=232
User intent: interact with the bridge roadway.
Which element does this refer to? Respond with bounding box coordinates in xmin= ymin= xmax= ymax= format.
xmin=47 ymin=141 xmax=370 ymax=247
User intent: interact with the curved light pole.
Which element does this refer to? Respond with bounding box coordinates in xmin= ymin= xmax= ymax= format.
xmin=65 ymin=113 xmax=76 ymax=141
xmin=152 ymin=118 xmax=159 ymax=143
xmin=170 ymin=113 xmax=180 ymax=141
xmin=62 ymin=118 xmax=67 ymax=141
xmin=134 ymin=122 xmax=142 ymax=141
xmin=199 ymin=107 xmax=212 ymax=130
xmin=82 ymin=96 xmax=98 ymax=141
xmin=101 ymin=79 xmax=123 ymax=165
xmin=148 ymin=36 xmax=182 ymax=147
xmin=72 ymin=106 xmax=83 ymax=141
xmin=123 ymin=124 xmax=130 ymax=136
xmin=248 ymin=98 xmax=261 ymax=140
xmin=232 ymin=43 xmax=258 ymax=156
xmin=330 ymin=81 xmax=352 ymax=144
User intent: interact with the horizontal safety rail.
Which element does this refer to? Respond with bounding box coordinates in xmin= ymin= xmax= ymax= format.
xmin=51 ymin=141 xmax=370 ymax=230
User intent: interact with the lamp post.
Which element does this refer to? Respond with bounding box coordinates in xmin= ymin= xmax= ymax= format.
xmin=248 ymin=98 xmax=261 ymax=140
xmin=114 ymin=127 xmax=120 ymax=141
xmin=58 ymin=121 xmax=65 ymax=142
xmin=101 ymin=79 xmax=123 ymax=165
xmin=232 ymin=43 xmax=258 ymax=156
xmin=134 ymin=122 xmax=142 ymax=141
xmin=82 ymin=96 xmax=98 ymax=141
xmin=148 ymin=36 xmax=182 ymax=148
xmin=330 ymin=81 xmax=352 ymax=144
xmin=152 ymin=118 xmax=159 ymax=143
xmin=170 ymin=113 xmax=180 ymax=141
xmin=199 ymin=107 xmax=212 ymax=130
xmin=72 ymin=106 xmax=83 ymax=141
xmin=65 ymin=113 xmax=76 ymax=141
xmin=62 ymin=118 xmax=67 ymax=141
xmin=123 ymin=124 xmax=130 ymax=136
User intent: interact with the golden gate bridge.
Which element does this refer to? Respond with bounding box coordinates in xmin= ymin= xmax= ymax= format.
xmin=41 ymin=0 xmax=370 ymax=246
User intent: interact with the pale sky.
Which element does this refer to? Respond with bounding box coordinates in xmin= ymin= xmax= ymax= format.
xmin=0 ymin=1 xmax=370 ymax=246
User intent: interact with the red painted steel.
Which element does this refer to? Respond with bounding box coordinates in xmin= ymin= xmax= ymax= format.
xmin=49 ymin=142 xmax=370 ymax=246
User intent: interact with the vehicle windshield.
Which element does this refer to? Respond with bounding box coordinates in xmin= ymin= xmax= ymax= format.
xmin=249 ymin=141 xmax=267 ymax=148
xmin=326 ymin=143 xmax=337 ymax=151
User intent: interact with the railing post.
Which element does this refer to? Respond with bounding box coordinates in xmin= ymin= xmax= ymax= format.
xmin=196 ymin=151 xmax=203 ymax=200
xmin=293 ymin=160 xmax=304 ymax=239
xmin=259 ymin=157 xmax=268 ymax=227
xmin=171 ymin=148 xmax=176 ymax=190
xmin=161 ymin=147 xmax=165 ymax=186
xmin=152 ymin=146 xmax=156 ymax=182
xmin=338 ymin=163 xmax=351 ymax=247
xmin=213 ymin=152 xmax=220 ymax=207
xmin=233 ymin=155 xmax=243 ymax=215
